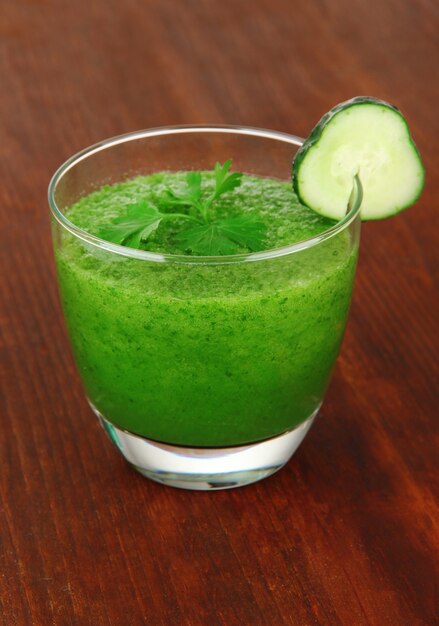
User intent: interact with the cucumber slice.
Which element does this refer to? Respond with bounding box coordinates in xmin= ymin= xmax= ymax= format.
xmin=292 ymin=96 xmax=425 ymax=220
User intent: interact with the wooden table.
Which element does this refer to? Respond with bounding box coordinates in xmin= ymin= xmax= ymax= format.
xmin=1 ymin=1 xmax=438 ymax=624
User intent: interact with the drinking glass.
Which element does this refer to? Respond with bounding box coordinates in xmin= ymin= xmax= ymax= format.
xmin=49 ymin=126 xmax=361 ymax=490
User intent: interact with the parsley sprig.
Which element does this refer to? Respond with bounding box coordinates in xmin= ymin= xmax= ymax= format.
xmin=98 ymin=160 xmax=266 ymax=256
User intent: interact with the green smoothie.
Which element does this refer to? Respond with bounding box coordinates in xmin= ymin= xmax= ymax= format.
xmin=55 ymin=172 xmax=357 ymax=446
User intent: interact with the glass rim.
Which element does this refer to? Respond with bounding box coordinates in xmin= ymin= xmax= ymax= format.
xmin=48 ymin=124 xmax=362 ymax=265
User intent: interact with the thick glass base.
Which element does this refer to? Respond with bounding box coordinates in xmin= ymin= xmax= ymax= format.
xmin=94 ymin=409 xmax=318 ymax=490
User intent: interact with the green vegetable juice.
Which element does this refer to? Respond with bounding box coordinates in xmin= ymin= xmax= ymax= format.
xmin=56 ymin=173 xmax=357 ymax=446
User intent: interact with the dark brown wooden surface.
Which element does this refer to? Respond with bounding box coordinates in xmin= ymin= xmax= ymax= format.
xmin=1 ymin=1 xmax=438 ymax=624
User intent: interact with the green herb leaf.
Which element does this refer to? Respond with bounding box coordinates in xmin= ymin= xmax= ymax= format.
xmin=98 ymin=200 xmax=164 ymax=248
xmin=162 ymin=171 xmax=203 ymax=210
xmin=214 ymin=215 xmax=267 ymax=250
xmin=162 ymin=161 xmax=242 ymax=218
xmin=186 ymin=171 xmax=202 ymax=200
xmin=175 ymin=223 xmax=240 ymax=256
xmin=213 ymin=160 xmax=243 ymax=198
xmin=176 ymin=215 xmax=266 ymax=256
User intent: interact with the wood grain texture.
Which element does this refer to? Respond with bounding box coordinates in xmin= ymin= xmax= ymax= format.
xmin=1 ymin=0 xmax=438 ymax=624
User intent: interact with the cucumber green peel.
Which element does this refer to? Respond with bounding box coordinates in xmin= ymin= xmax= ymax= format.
xmin=292 ymin=96 xmax=425 ymax=220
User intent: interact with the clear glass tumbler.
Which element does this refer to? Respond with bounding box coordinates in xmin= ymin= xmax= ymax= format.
xmin=49 ymin=126 xmax=361 ymax=490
